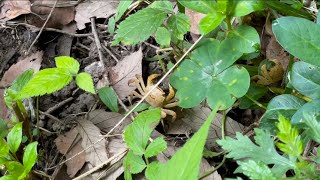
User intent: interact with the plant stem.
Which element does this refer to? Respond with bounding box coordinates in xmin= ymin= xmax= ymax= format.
xmin=199 ymin=155 xmax=226 ymax=179
xmin=12 ymin=102 xmax=32 ymax=141
xmin=222 ymin=110 xmax=226 ymax=139
xmin=244 ymin=94 xmax=267 ymax=110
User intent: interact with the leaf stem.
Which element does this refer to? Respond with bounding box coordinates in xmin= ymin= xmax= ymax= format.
xmin=199 ymin=155 xmax=226 ymax=179
xmin=244 ymin=94 xmax=267 ymax=110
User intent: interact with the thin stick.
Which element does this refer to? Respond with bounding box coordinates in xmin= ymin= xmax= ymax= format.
xmin=90 ymin=17 xmax=105 ymax=66
xmin=27 ymin=0 xmax=58 ymax=54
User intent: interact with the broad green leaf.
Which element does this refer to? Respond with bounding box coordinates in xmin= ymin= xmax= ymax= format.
xmin=167 ymin=13 xmax=190 ymax=40
xmin=146 ymin=162 xmax=163 ymax=180
xmin=23 ymin=142 xmax=38 ymax=173
xmin=170 ymin=39 xmax=250 ymax=110
xmin=108 ymin=17 xmax=116 ymax=35
xmin=276 ymin=114 xmax=303 ymax=158
xmin=239 ymin=84 xmax=267 ymax=109
xmin=0 ymin=119 xmax=8 ymax=138
xmin=55 ymin=56 xmax=80 ymax=75
xmin=303 ymin=113 xmax=320 ymax=143
xmin=291 ymin=61 xmax=320 ymax=99
xmin=231 ymin=0 xmax=264 ymax=17
xmin=153 ymin=102 xmax=220 ymax=180
xmin=149 ymin=0 xmax=173 ymax=12
xmin=17 ymin=68 xmax=73 ymax=99
xmin=0 ymin=175 xmax=18 ymax=180
xmin=155 ymin=27 xmax=171 ymax=48
xmin=272 ymin=17 xmax=320 ymax=67
xmin=7 ymin=122 xmax=22 ymax=154
xmin=236 ymin=160 xmax=277 ymax=180
xmin=75 ymin=72 xmax=95 ymax=94
xmin=260 ymin=94 xmax=306 ymax=132
xmin=178 ymin=0 xmax=217 ymax=14
xmin=130 ymin=103 xmax=151 ymax=112
xmin=264 ymin=1 xmax=312 ymax=19
xmin=199 ymin=12 xmax=225 ymax=34
xmin=98 ymin=87 xmax=118 ymax=112
xmin=0 ymin=139 xmax=9 ymax=157
xmin=123 ymin=150 xmax=146 ymax=174
xmin=6 ymin=161 xmax=24 ymax=177
xmin=115 ymin=0 xmax=133 ymax=21
xmin=291 ymin=100 xmax=320 ymax=124
xmin=124 ymin=109 xmax=161 ymax=155
xmin=317 ymin=10 xmax=320 ymax=24
xmin=113 ymin=8 xmax=167 ymax=45
xmin=145 ymin=137 xmax=167 ymax=158
xmin=217 ymin=128 xmax=293 ymax=168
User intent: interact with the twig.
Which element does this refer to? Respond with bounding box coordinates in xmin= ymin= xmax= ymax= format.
xmin=39 ymin=111 xmax=63 ymax=124
xmin=101 ymin=44 xmax=119 ymax=62
xmin=45 ymin=97 xmax=74 ymax=115
xmin=90 ymin=17 xmax=105 ymax=66
xmin=27 ymin=0 xmax=58 ymax=54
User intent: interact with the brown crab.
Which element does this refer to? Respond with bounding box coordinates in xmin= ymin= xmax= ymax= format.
xmin=128 ymin=74 xmax=177 ymax=120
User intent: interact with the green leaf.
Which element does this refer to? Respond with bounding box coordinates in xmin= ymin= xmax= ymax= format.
xmin=276 ymin=114 xmax=303 ymax=158
xmin=155 ymin=27 xmax=171 ymax=48
xmin=149 ymin=0 xmax=173 ymax=12
xmin=178 ymin=0 xmax=217 ymax=14
xmin=291 ymin=100 xmax=320 ymax=124
xmin=239 ymin=84 xmax=267 ymax=109
xmin=303 ymin=113 xmax=320 ymax=143
xmin=167 ymin=13 xmax=190 ymax=40
xmin=124 ymin=109 xmax=161 ymax=155
xmin=55 ymin=56 xmax=80 ymax=75
xmin=7 ymin=122 xmax=22 ymax=154
xmin=317 ymin=10 xmax=320 ymax=25
xmin=236 ymin=160 xmax=277 ymax=180
xmin=0 ymin=119 xmax=8 ymax=138
xmin=23 ymin=142 xmax=38 ymax=173
xmin=0 ymin=139 xmax=9 ymax=157
xmin=75 ymin=72 xmax=95 ymax=94
xmin=199 ymin=12 xmax=225 ymax=34
xmin=145 ymin=137 xmax=167 ymax=158
xmin=0 ymin=175 xmax=17 ymax=180
xmin=130 ymin=103 xmax=151 ymax=112
xmin=115 ymin=0 xmax=133 ymax=21
xmin=17 ymin=68 xmax=73 ymax=99
xmin=146 ymin=162 xmax=164 ymax=180
xmin=231 ymin=0 xmax=264 ymax=17
xmin=154 ymin=102 xmax=220 ymax=180
xmin=291 ymin=61 xmax=320 ymax=99
xmin=272 ymin=17 xmax=320 ymax=67
xmin=6 ymin=161 xmax=25 ymax=177
xmin=123 ymin=150 xmax=146 ymax=174
xmin=98 ymin=87 xmax=118 ymax=112
xmin=170 ymin=38 xmax=250 ymax=110
xmin=113 ymin=8 xmax=167 ymax=45
xmin=108 ymin=17 xmax=116 ymax=35
xmin=217 ymin=128 xmax=293 ymax=168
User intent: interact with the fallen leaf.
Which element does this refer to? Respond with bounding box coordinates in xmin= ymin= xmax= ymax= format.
xmin=253 ymin=59 xmax=284 ymax=86
xmin=87 ymin=109 xmax=131 ymax=134
xmin=266 ymin=36 xmax=290 ymax=70
xmin=199 ymin=159 xmax=222 ymax=180
xmin=109 ymin=48 xmax=143 ymax=100
xmin=0 ymin=0 xmax=31 ymax=21
xmin=54 ymin=128 xmax=86 ymax=178
xmin=166 ymin=119 xmax=192 ymax=136
xmin=185 ymin=8 xmax=205 ymax=34
xmin=77 ymin=119 xmax=109 ymax=166
xmin=75 ymin=1 xmax=118 ymax=30
xmin=180 ymin=105 xmax=244 ymax=149
xmin=0 ymin=51 xmax=43 ymax=119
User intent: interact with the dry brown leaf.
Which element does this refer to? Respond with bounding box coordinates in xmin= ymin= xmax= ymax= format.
xmin=253 ymin=60 xmax=284 ymax=85
xmin=109 ymin=48 xmax=143 ymax=100
xmin=77 ymin=119 xmax=109 ymax=166
xmin=166 ymin=119 xmax=192 ymax=136
xmin=180 ymin=105 xmax=244 ymax=149
xmin=0 ymin=51 xmax=43 ymax=119
xmin=75 ymin=1 xmax=118 ymax=30
xmin=0 ymin=0 xmax=31 ymax=21
xmin=199 ymin=159 xmax=222 ymax=180
xmin=185 ymin=8 xmax=206 ymax=34
xmin=54 ymin=128 xmax=86 ymax=178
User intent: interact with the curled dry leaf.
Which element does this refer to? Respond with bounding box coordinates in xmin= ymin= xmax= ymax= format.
xmin=75 ymin=1 xmax=118 ymax=30
xmin=185 ymin=8 xmax=206 ymax=34
xmin=0 ymin=0 xmax=31 ymax=21
xmin=109 ymin=48 xmax=143 ymax=100
xmin=54 ymin=128 xmax=86 ymax=178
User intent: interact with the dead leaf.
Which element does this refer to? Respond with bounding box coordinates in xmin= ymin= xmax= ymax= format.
xmin=180 ymin=105 xmax=244 ymax=149
xmin=166 ymin=119 xmax=192 ymax=136
xmin=253 ymin=59 xmax=284 ymax=85
xmin=88 ymin=109 xmax=131 ymax=134
xmin=77 ymin=119 xmax=109 ymax=166
xmin=266 ymin=36 xmax=290 ymax=70
xmin=109 ymin=48 xmax=143 ymax=100
xmin=185 ymin=8 xmax=205 ymax=34
xmin=54 ymin=128 xmax=86 ymax=178
xmin=199 ymin=159 xmax=222 ymax=180
xmin=0 ymin=51 xmax=43 ymax=119
xmin=75 ymin=1 xmax=118 ymax=30
xmin=0 ymin=0 xmax=31 ymax=21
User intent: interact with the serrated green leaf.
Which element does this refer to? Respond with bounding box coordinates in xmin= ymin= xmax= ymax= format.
xmin=146 ymin=161 xmax=164 ymax=180
xmin=276 ymin=114 xmax=303 ymax=158
xmin=272 ymin=17 xmax=320 ymax=67
xmin=145 ymin=137 xmax=167 ymax=158
xmin=124 ymin=150 xmax=146 ymax=174
xmin=149 ymin=0 xmax=173 ymax=12
xmin=23 ymin=141 xmax=38 ymax=173
xmin=236 ymin=160 xmax=277 ymax=180
xmin=55 ymin=56 xmax=80 ymax=75
xmin=155 ymin=27 xmax=171 ymax=48
xmin=153 ymin=102 xmax=220 ymax=180
xmin=170 ymin=38 xmax=250 ymax=110
xmin=75 ymin=72 xmax=95 ymax=94
xmin=0 ymin=139 xmax=9 ymax=157
xmin=5 ymin=161 xmax=24 ymax=177
xmin=303 ymin=113 xmax=320 ymax=143
xmin=217 ymin=128 xmax=293 ymax=169
xmin=113 ymin=8 xmax=167 ymax=45
xmin=115 ymin=0 xmax=133 ymax=21
xmin=98 ymin=87 xmax=118 ymax=112
xmin=167 ymin=13 xmax=190 ymax=40
xmin=291 ymin=61 xmax=320 ymax=99
xmin=7 ymin=122 xmax=22 ymax=154
xmin=178 ymin=0 xmax=217 ymax=14
xmin=199 ymin=12 xmax=225 ymax=34
xmin=17 ymin=68 xmax=73 ymax=99
xmin=124 ymin=109 xmax=161 ymax=155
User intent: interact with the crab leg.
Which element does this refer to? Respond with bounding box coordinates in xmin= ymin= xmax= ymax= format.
xmin=161 ymin=109 xmax=177 ymax=120
xmin=135 ymin=74 xmax=147 ymax=92
xmin=165 ymin=85 xmax=175 ymax=102
xmin=128 ymin=91 xmax=144 ymax=104
xmin=128 ymin=78 xmax=145 ymax=96
xmin=147 ymin=74 xmax=161 ymax=87
xmin=164 ymin=102 xmax=178 ymax=108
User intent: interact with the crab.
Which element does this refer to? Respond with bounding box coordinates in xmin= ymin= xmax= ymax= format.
xmin=128 ymin=74 xmax=177 ymax=120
